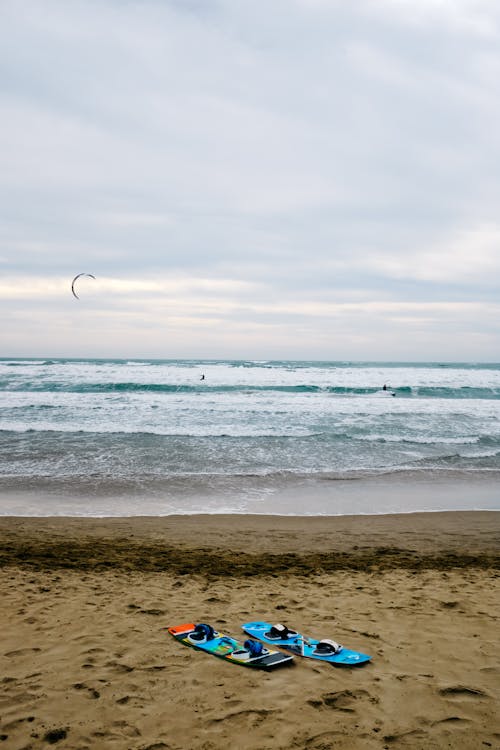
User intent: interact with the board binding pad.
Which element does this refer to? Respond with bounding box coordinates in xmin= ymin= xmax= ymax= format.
xmin=242 ymin=622 xmax=371 ymax=666
xmin=168 ymin=623 xmax=294 ymax=670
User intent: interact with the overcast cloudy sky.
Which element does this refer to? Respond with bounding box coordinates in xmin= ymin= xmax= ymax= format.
xmin=1 ymin=0 xmax=499 ymax=360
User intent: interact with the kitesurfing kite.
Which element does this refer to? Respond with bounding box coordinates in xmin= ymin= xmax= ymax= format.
xmin=71 ymin=273 xmax=95 ymax=299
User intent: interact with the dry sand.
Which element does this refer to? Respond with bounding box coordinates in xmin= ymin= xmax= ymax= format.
xmin=1 ymin=511 xmax=499 ymax=750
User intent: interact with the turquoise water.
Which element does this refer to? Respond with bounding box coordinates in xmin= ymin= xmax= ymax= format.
xmin=1 ymin=358 xmax=499 ymax=515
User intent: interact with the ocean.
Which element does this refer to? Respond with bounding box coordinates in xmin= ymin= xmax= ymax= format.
xmin=1 ymin=358 xmax=499 ymax=516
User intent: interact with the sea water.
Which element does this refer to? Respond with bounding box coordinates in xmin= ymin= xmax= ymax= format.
xmin=1 ymin=358 xmax=499 ymax=516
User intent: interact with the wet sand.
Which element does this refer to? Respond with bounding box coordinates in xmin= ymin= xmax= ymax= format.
xmin=1 ymin=511 xmax=499 ymax=749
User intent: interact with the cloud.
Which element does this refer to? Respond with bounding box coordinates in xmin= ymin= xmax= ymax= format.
xmin=0 ymin=0 xmax=499 ymax=358
xmin=368 ymin=224 xmax=500 ymax=286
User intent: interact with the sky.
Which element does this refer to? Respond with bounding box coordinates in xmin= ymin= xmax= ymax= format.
xmin=1 ymin=0 xmax=499 ymax=361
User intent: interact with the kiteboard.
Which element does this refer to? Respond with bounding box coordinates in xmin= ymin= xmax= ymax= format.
xmin=242 ymin=622 xmax=371 ymax=666
xmin=168 ymin=622 xmax=294 ymax=670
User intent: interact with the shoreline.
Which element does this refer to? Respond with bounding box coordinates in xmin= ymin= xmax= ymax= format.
xmin=1 ymin=470 xmax=499 ymax=517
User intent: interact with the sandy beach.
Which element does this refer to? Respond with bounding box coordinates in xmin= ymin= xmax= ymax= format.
xmin=1 ymin=511 xmax=499 ymax=750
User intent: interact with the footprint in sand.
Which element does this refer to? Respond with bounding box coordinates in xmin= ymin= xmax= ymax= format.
xmin=207 ymin=708 xmax=276 ymax=729
xmin=439 ymin=686 xmax=489 ymax=699
xmin=115 ymin=695 xmax=145 ymax=707
xmin=71 ymin=682 xmax=100 ymax=699
xmin=104 ymin=660 xmax=134 ymax=673
xmin=303 ymin=730 xmax=345 ymax=748
xmin=43 ymin=728 xmax=68 ymax=744
xmin=432 ymin=717 xmax=471 ymax=726
xmin=383 ymin=728 xmax=427 ymax=743
xmin=308 ymin=689 xmax=378 ymax=712
xmin=4 ymin=647 xmax=41 ymax=658
xmin=3 ymin=716 xmax=36 ymax=731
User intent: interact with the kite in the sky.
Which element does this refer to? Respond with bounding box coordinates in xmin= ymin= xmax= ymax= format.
xmin=71 ymin=273 xmax=96 ymax=299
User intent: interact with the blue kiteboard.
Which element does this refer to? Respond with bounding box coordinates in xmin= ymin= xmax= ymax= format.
xmin=242 ymin=622 xmax=371 ymax=666
xmin=168 ymin=622 xmax=294 ymax=670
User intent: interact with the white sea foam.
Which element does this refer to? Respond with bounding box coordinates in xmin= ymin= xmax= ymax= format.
xmin=1 ymin=359 xmax=500 ymax=516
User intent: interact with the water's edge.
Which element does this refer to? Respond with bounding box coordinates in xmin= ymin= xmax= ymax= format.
xmin=1 ymin=470 xmax=499 ymax=517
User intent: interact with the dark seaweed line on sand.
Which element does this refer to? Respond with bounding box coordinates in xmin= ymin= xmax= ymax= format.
xmin=1 ymin=539 xmax=499 ymax=574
